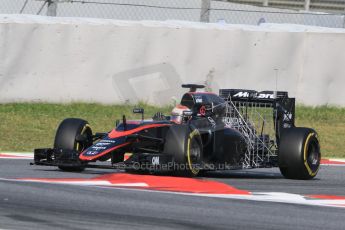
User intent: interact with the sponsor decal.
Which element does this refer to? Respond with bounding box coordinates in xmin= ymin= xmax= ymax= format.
xmin=195 ymin=96 xmax=203 ymax=103
xmin=257 ymin=93 xmax=274 ymax=99
xmin=233 ymin=92 xmax=274 ymax=99
xmin=95 ymin=142 xmax=111 ymax=146
xmin=99 ymin=140 xmax=116 ymax=143
xmin=85 ymin=151 xmax=98 ymax=155
xmin=223 ymin=117 xmax=243 ymax=128
xmin=151 ymin=156 xmax=160 ymax=165
xmin=233 ymin=92 xmax=249 ymax=98
xmin=91 ymin=146 xmax=107 ymax=150
xmin=283 ymin=113 xmax=293 ymax=121
xmin=207 ymin=117 xmax=216 ymax=128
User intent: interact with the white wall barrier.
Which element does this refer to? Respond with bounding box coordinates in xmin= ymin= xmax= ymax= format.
xmin=0 ymin=15 xmax=345 ymax=106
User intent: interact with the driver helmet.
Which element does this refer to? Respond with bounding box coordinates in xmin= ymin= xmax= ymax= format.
xmin=171 ymin=104 xmax=192 ymax=124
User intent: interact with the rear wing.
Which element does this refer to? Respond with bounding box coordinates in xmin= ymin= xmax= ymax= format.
xmin=219 ymin=89 xmax=296 ymax=141
xmin=219 ymin=89 xmax=290 ymax=104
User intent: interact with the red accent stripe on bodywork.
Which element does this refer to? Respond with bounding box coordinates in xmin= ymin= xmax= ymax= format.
xmin=108 ymin=123 xmax=171 ymax=139
xmin=80 ymin=123 xmax=171 ymax=161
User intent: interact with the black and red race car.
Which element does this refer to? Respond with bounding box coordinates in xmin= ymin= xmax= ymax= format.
xmin=34 ymin=84 xmax=321 ymax=179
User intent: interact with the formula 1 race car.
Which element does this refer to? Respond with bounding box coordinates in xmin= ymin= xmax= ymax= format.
xmin=34 ymin=84 xmax=321 ymax=179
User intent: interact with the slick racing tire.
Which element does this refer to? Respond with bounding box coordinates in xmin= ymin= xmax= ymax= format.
xmin=54 ymin=118 xmax=93 ymax=172
xmin=164 ymin=124 xmax=203 ymax=177
xmin=278 ymin=127 xmax=321 ymax=180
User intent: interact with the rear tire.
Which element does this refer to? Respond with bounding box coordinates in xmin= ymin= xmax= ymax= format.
xmin=278 ymin=127 xmax=321 ymax=180
xmin=164 ymin=124 xmax=203 ymax=177
xmin=54 ymin=118 xmax=93 ymax=172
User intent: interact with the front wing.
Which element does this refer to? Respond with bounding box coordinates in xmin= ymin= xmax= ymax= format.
xmin=33 ymin=148 xmax=174 ymax=171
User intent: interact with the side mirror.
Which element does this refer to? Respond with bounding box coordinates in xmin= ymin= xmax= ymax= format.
xmin=133 ymin=108 xmax=144 ymax=114
xmin=133 ymin=108 xmax=144 ymax=120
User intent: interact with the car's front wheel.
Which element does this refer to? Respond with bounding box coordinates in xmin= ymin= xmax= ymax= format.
xmin=164 ymin=124 xmax=203 ymax=177
xmin=54 ymin=118 xmax=93 ymax=172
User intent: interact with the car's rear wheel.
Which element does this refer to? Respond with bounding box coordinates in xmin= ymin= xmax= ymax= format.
xmin=54 ymin=118 xmax=93 ymax=172
xmin=278 ymin=127 xmax=321 ymax=180
xmin=164 ymin=124 xmax=203 ymax=177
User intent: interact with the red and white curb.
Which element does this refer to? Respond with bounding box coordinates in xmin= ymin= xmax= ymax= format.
xmin=12 ymin=173 xmax=250 ymax=195
xmin=0 ymin=152 xmax=33 ymax=159
xmin=320 ymin=159 xmax=345 ymax=166
xmin=1 ymin=173 xmax=345 ymax=209
xmin=1 ymin=152 xmax=345 ymax=166
xmin=1 ymin=153 xmax=344 ymax=209
xmin=193 ymin=192 xmax=345 ymax=209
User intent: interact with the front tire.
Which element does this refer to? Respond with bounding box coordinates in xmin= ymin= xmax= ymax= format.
xmin=278 ymin=127 xmax=321 ymax=180
xmin=54 ymin=118 xmax=93 ymax=172
xmin=164 ymin=125 xmax=203 ymax=177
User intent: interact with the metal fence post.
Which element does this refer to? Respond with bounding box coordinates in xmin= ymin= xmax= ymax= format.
xmin=304 ymin=0 xmax=310 ymax=11
xmin=200 ymin=0 xmax=211 ymax=22
xmin=47 ymin=0 xmax=58 ymax=16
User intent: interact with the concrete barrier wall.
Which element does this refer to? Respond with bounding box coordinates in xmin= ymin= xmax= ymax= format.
xmin=0 ymin=15 xmax=345 ymax=106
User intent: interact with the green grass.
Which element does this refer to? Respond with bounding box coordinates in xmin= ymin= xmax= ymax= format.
xmin=0 ymin=103 xmax=344 ymax=158
xmin=295 ymin=105 xmax=345 ymax=158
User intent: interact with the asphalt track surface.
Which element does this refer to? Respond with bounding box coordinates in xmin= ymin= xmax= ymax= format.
xmin=0 ymin=157 xmax=345 ymax=230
